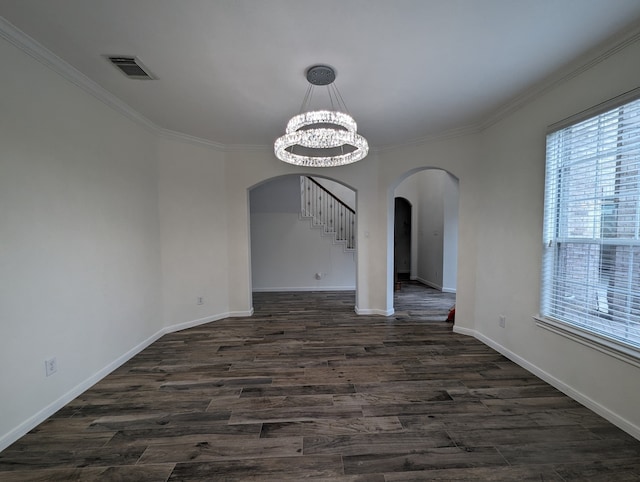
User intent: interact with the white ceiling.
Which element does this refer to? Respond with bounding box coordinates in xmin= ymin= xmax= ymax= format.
xmin=1 ymin=0 xmax=640 ymax=148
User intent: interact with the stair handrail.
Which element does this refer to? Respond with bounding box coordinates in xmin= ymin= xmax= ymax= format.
xmin=305 ymin=177 xmax=355 ymax=214
xmin=301 ymin=176 xmax=356 ymax=250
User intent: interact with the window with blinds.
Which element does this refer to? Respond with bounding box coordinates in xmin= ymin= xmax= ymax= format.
xmin=541 ymin=91 xmax=640 ymax=355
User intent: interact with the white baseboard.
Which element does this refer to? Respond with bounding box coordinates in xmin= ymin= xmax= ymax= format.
xmin=413 ymin=278 xmax=456 ymax=294
xmin=165 ymin=314 xmax=226 ymax=333
xmin=415 ymin=277 xmax=443 ymax=291
xmin=227 ymin=309 xmax=254 ymax=318
xmin=355 ymin=306 xmax=394 ymax=316
xmin=452 ymin=325 xmax=640 ymax=441
xmin=166 ymin=310 xmax=253 ymax=333
xmin=252 ymin=286 xmax=355 ymax=292
xmin=0 ymin=328 xmax=165 ymax=452
xmin=452 ymin=325 xmax=475 ymax=337
xmin=0 ymin=310 xmax=249 ymax=452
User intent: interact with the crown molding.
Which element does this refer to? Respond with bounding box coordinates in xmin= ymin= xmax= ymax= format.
xmin=156 ymin=126 xmax=226 ymax=150
xmin=0 ymin=17 xmax=160 ymax=132
xmin=0 ymin=16 xmax=229 ymax=151
xmin=2 ymin=15 xmax=640 ymax=154
xmin=375 ymin=123 xmax=482 ymax=153
xmin=376 ymin=19 xmax=640 ymax=151
xmin=479 ymin=19 xmax=640 ymax=131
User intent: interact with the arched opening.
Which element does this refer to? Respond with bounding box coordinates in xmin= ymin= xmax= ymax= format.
xmin=389 ymin=168 xmax=459 ymax=316
xmin=248 ymin=174 xmax=357 ymax=310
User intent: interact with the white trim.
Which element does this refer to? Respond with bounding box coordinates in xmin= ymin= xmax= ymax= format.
xmin=164 ymin=311 xmax=252 ymax=333
xmin=227 ymin=309 xmax=254 ymax=318
xmin=533 ymin=315 xmax=640 ymax=369
xmin=372 ymin=22 xmax=640 ymax=151
xmin=547 ymin=86 xmax=640 ymax=133
xmin=156 ymin=126 xmax=226 ymax=150
xmin=3 ymin=15 xmax=639 ymax=154
xmin=0 ymin=310 xmax=249 ymax=452
xmin=355 ymin=306 xmax=394 ymax=316
xmin=0 ymin=328 xmax=160 ymax=452
xmin=0 ymin=17 xmax=157 ymax=133
xmin=375 ymin=124 xmax=482 ymax=152
xmin=479 ymin=22 xmax=640 ymax=132
xmin=252 ymin=286 xmax=355 ymax=292
xmin=452 ymin=325 xmax=640 ymax=441
xmin=452 ymin=325 xmax=475 ymax=337
xmin=409 ymin=277 xmax=455 ymax=294
xmin=415 ymin=277 xmax=443 ymax=291
xmin=0 ymin=16 xmax=226 ymax=152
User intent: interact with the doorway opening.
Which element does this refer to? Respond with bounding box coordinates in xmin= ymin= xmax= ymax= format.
xmin=394 ymin=197 xmax=412 ymax=290
xmin=389 ymin=168 xmax=459 ymax=315
xmin=248 ymin=174 xmax=357 ymax=310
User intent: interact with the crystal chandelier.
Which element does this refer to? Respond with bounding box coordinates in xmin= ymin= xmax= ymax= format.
xmin=274 ymin=65 xmax=368 ymax=167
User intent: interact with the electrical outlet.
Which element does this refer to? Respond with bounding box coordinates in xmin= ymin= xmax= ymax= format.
xmin=45 ymin=357 xmax=57 ymax=377
xmin=197 ymin=297 xmax=204 ymax=305
xmin=499 ymin=315 xmax=506 ymax=328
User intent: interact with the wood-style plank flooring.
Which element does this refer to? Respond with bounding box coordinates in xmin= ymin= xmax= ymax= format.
xmin=2 ymin=282 xmax=640 ymax=480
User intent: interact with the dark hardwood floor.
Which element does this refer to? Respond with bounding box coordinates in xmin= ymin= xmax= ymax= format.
xmin=2 ymin=283 xmax=640 ymax=480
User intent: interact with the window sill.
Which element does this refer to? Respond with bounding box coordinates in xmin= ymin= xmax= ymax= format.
xmin=533 ymin=315 xmax=640 ymax=369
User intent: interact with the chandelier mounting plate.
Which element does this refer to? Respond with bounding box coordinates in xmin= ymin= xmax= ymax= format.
xmin=306 ymin=65 xmax=336 ymax=86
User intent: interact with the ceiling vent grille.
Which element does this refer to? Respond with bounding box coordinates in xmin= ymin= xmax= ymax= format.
xmin=106 ymin=56 xmax=156 ymax=80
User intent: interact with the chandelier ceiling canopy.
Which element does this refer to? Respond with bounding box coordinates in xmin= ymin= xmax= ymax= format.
xmin=274 ymin=65 xmax=369 ymax=168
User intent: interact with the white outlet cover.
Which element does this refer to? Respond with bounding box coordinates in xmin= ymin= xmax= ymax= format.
xmin=45 ymin=357 xmax=57 ymax=376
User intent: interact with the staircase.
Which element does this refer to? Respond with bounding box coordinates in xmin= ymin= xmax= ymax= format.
xmin=300 ymin=176 xmax=356 ymax=251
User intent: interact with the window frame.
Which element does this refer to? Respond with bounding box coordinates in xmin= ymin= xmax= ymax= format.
xmin=538 ymin=87 xmax=640 ymax=366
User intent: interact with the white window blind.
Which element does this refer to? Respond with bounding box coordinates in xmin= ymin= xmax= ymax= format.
xmin=542 ymin=92 xmax=640 ymax=354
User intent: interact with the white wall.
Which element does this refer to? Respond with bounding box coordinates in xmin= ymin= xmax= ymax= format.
xmin=379 ymin=137 xmax=480 ymax=320
xmin=251 ymin=212 xmax=356 ymax=291
xmin=3 ymin=17 xmax=640 ymax=451
xmin=442 ymin=173 xmax=459 ymax=293
xmin=379 ymin=32 xmax=640 ymax=437
xmin=0 ymin=37 xmax=162 ymax=447
xmin=158 ymin=137 xmax=232 ymax=328
xmin=466 ymin=32 xmax=640 ymax=438
xmin=417 ymin=170 xmax=445 ymax=288
xmin=224 ymin=148 xmax=386 ymax=315
xmin=250 ymin=175 xmax=301 ymax=214
xmin=250 ymin=176 xmax=356 ymax=291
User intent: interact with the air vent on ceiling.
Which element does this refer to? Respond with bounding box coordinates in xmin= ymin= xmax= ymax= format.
xmin=106 ymin=56 xmax=156 ymax=80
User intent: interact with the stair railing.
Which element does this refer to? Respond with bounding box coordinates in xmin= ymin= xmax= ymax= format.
xmin=300 ymin=176 xmax=356 ymax=250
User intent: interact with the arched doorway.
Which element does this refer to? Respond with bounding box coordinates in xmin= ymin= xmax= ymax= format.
xmin=389 ymin=168 xmax=459 ymax=313
xmin=248 ymin=174 xmax=357 ymax=308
